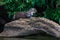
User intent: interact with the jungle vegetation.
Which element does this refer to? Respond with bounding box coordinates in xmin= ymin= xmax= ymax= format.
xmin=0 ymin=0 xmax=60 ymax=24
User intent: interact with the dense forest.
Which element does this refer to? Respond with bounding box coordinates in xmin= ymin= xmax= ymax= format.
xmin=0 ymin=0 xmax=60 ymax=24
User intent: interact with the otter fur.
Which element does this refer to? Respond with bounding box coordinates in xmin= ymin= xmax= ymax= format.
xmin=13 ymin=8 xmax=37 ymax=20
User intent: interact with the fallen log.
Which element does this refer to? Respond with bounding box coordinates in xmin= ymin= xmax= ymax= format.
xmin=0 ymin=17 xmax=60 ymax=38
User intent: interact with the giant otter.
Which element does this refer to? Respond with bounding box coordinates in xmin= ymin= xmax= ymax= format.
xmin=13 ymin=8 xmax=37 ymax=20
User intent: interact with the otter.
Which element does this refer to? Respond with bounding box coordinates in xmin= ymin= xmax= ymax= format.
xmin=13 ymin=8 xmax=37 ymax=20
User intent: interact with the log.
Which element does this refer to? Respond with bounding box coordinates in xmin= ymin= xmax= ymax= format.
xmin=0 ymin=17 xmax=60 ymax=38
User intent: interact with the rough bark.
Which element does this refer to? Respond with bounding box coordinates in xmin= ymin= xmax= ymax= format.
xmin=0 ymin=17 xmax=60 ymax=38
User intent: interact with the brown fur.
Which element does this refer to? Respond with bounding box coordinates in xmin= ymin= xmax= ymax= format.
xmin=13 ymin=8 xmax=37 ymax=20
xmin=13 ymin=12 xmax=26 ymax=20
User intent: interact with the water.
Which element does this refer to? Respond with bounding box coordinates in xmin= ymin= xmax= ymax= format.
xmin=0 ymin=34 xmax=58 ymax=40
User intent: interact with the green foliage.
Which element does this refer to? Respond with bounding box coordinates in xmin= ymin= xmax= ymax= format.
xmin=1 ymin=0 xmax=60 ymax=23
xmin=43 ymin=0 xmax=60 ymax=23
xmin=43 ymin=8 xmax=59 ymax=23
xmin=3 ymin=0 xmax=37 ymax=11
xmin=3 ymin=0 xmax=46 ymax=19
xmin=3 ymin=0 xmax=36 ymax=18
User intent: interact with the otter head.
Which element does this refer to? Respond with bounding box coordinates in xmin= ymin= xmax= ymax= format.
xmin=27 ymin=8 xmax=37 ymax=15
xmin=26 ymin=8 xmax=37 ymax=18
